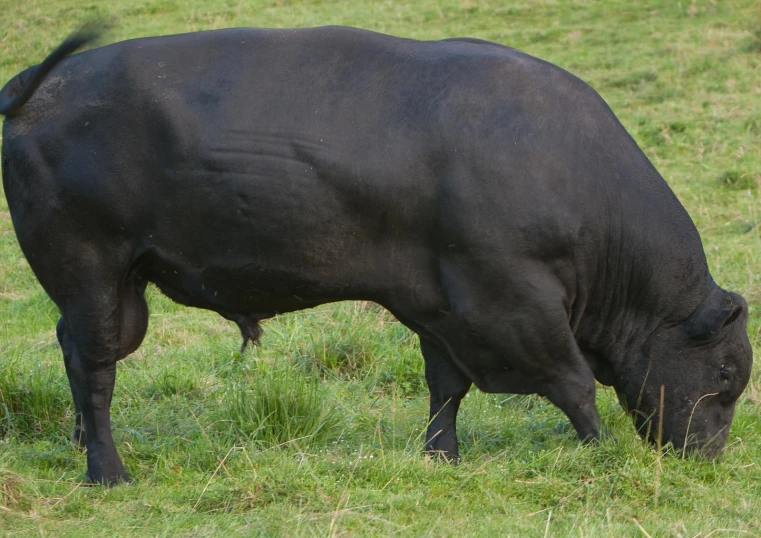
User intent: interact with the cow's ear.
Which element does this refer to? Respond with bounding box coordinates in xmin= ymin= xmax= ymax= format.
xmin=686 ymin=292 xmax=743 ymax=341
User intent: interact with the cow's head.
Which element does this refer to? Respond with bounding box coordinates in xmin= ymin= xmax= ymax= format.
xmin=615 ymin=286 xmax=752 ymax=457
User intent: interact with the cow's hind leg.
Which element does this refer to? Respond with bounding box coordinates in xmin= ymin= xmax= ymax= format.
xmin=56 ymin=272 xmax=149 ymax=485
xmin=57 ymin=318 xmax=86 ymax=449
xmin=420 ymin=337 xmax=472 ymax=461
xmin=56 ymin=275 xmax=148 ymax=456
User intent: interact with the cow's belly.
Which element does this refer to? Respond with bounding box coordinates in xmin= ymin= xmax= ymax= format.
xmin=139 ymin=238 xmax=378 ymax=316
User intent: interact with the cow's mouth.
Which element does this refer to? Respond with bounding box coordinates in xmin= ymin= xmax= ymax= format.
xmin=669 ymin=426 xmax=728 ymax=460
xmin=632 ymin=415 xmax=728 ymax=459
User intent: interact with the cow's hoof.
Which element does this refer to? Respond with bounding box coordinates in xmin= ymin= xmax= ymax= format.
xmin=85 ymin=470 xmax=132 ymax=487
xmin=580 ymin=435 xmax=599 ymax=445
xmin=577 ymin=428 xmax=601 ymax=445
xmin=424 ymin=449 xmax=461 ymax=464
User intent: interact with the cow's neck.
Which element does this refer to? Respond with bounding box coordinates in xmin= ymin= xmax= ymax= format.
xmin=578 ymin=169 xmax=713 ymax=372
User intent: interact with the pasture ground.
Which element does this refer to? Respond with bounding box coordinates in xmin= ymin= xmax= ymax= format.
xmin=1 ymin=0 xmax=761 ymax=536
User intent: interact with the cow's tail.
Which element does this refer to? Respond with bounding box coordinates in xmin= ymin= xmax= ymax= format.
xmin=0 ymin=23 xmax=103 ymax=117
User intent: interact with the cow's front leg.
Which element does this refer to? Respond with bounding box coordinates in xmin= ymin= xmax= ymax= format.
xmin=544 ymin=368 xmax=601 ymax=443
xmin=420 ymin=337 xmax=472 ymax=462
xmin=439 ymin=267 xmax=603 ymax=446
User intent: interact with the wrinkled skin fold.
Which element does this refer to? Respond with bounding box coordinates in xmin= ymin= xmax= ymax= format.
xmin=0 ymin=26 xmax=752 ymax=485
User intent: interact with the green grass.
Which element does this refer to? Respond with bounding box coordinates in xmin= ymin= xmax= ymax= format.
xmin=2 ymin=0 xmax=761 ymax=535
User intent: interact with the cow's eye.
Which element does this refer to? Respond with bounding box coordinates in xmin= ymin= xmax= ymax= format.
xmin=719 ymin=368 xmax=731 ymax=381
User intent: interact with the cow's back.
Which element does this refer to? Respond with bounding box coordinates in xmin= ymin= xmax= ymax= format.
xmin=2 ymin=26 xmax=700 ymax=316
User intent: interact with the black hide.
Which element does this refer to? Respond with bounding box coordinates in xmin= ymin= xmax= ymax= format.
xmin=1 ymin=26 xmax=752 ymax=484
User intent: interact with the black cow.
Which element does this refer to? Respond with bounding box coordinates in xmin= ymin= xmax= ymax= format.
xmin=0 ymin=26 xmax=752 ymax=485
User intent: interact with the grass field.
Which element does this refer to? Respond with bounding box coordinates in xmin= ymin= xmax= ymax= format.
xmin=2 ymin=0 xmax=761 ymax=536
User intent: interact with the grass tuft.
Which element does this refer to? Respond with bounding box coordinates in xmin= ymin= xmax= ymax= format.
xmin=741 ymin=26 xmax=761 ymax=53
xmin=717 ymin=170 xmax=757 ymax=191
xmin=143 ymin=369 xmax=198 ymax=398
xmin=0 ymin=350 xmax=69 ymax=439
xmin=222 ymin=361 xmax=340 ymax=447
